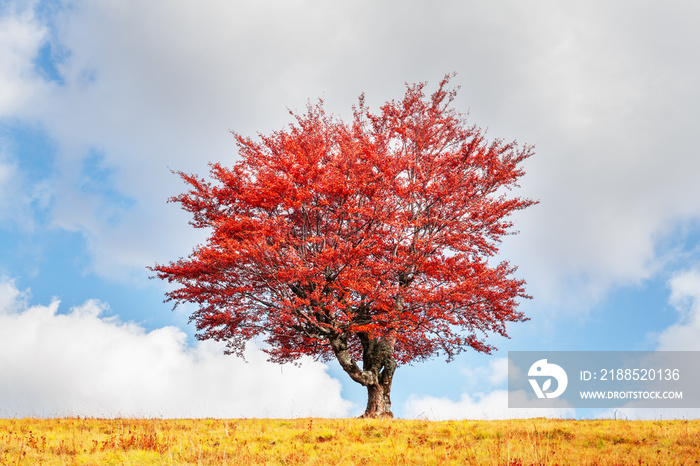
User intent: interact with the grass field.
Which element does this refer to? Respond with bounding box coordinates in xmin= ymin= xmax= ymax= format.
xmin=1 ymin=417 xmax=699 ymax=465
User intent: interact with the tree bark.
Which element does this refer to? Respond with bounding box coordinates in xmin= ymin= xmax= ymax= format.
xmin=362 ymin=380 xmax=393 ymax=419
xmin=359 ymin=334 xmax=396 ymax=418
xmin=329 ymin=332 xmax=396 ymax=419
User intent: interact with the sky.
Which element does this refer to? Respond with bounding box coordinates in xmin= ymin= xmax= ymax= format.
xmin=1 ymin=0 xmax=700 ymax=420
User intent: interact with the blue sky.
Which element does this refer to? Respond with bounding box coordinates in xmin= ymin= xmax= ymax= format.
xmin=2 ymin=0 xmax=700 ymax=419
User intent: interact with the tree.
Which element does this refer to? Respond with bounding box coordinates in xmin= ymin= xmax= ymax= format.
xmin=150 ymin=75 xmax=536 ymax=418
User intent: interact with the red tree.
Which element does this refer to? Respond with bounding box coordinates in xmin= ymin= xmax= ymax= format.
xmin=151 ymin=75 xmax=536 ymax=418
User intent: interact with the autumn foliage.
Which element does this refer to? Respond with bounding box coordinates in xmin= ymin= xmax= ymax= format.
xmin=151 ymin=75 xmax=536 ymax=418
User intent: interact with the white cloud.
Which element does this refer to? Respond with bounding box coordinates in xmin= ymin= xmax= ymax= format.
xmin=0 ymin=4 xmax=49 ymax=116
xmin=654 ymin=269 xmax=700 ymax=351
xmin=2 ymin=0 xmax=700 ymax=307
xmin=404 ymin=389 xmax=574 ymax=421
xmin=0 ymin=276 xmax=28 ymax=312
xmin=491 ymin=1 xmax=700 ymax=309
xmin=0 ymin=157 xmax=33 ymax=230
xmin=0 ymin=5 xmax=53 ymax=233
xmin=0 ymin=277 xmax=353 ymax=418
xmin=0 ymin=158 xmax=16 ymax=213
xmin=0 ymin=148 xmax=54 ymax=233
xmin=459 ymin=357 xmax=509 ymax=387
xmin=404 ymin=357 xmax=574 ymax=420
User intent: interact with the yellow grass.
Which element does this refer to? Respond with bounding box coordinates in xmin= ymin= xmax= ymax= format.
xmin=1 ymin=417 xmax=698 ymax=465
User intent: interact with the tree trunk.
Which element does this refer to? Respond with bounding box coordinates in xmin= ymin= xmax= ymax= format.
xmin=363 ymin=383 xmax=391 ymax=418
xmin=360 ymin=334 xmax=396 ymax=418
xmin=329 ymin=332 xmax=396 ymax=419
xmin=361 ymin=374 xmax=394 ymax=419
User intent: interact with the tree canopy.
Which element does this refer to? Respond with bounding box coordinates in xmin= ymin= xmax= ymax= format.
xmin=151 ymin=75 xmax=536 ymax=417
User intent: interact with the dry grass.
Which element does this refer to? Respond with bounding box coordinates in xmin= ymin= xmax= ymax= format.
xmin=1 ymin=417 xmax=699 ymax=465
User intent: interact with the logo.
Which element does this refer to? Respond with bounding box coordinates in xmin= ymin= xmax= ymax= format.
xmin=528 ymin=359 xmax=568 ymax=398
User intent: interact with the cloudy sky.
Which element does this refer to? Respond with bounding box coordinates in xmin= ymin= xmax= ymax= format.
xmin=1 ymin=0 xmax=700 ymax=419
